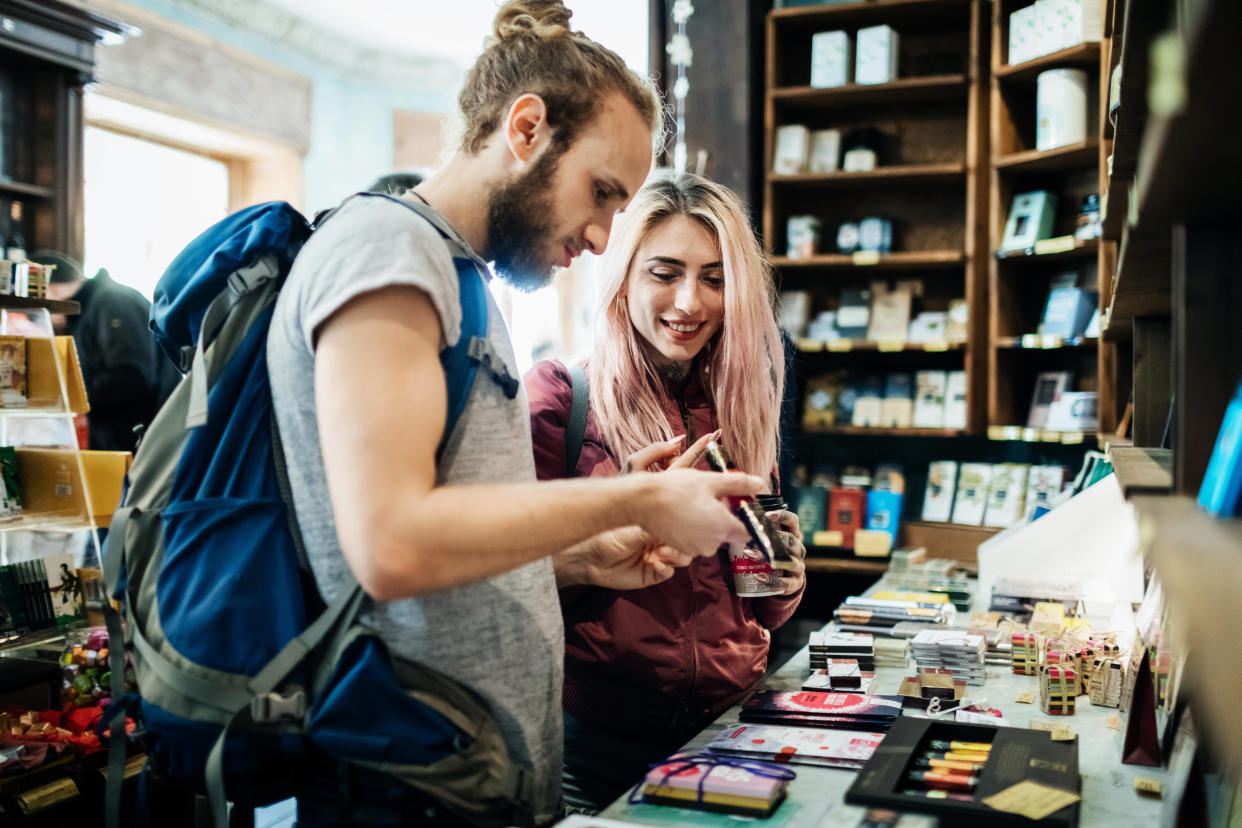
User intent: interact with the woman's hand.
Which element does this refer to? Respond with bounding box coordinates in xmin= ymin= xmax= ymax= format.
xmin=767 ymin=509 xmax=806 ymax=596
xmin=553 ymin=526 xmax=693 ymax=591
xmin=620 ymin=430 xmax=721 ymax=474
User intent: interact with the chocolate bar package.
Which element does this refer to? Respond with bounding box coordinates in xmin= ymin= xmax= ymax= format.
xmin=741 ymin=690 xmax=904 ymax=731
xmin=707 ymin=724 xmax=884 ymax=769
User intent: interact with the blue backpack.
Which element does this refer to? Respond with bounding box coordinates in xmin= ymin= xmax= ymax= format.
xmin=100 ymin=193 xmax=530 ymax=828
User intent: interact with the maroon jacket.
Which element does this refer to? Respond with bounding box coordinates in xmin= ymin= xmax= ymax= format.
xmin=525 ymin=359 xmax=803 ymax=741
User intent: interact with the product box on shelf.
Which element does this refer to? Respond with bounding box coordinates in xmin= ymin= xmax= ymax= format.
xmin=845 ymin=717 xmax=1081 ymax=827
xmin=922 ymin=461 xmax=958 ymax=522
xmin=809 ymin=129 xmax=842 ymax=173
xmin=774 ymin=124 xmax=811 ymax=174
xmin=829 ymin=486 xmax=866 ymax=548
xmin=811 ymin=30 xmax=852 ymax=88
xmin=855 ymin=25 xmax=899 ymax=85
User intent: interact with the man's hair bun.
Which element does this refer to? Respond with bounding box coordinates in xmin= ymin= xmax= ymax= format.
xmin=488 ymin=0 xmax=573 ymax=48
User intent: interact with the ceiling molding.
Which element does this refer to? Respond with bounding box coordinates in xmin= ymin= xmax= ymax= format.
xmin=149 ymin=0 xmax=465 ymax=89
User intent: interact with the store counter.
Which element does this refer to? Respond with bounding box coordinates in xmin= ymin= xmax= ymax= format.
xmin=600 ymin=577 xmax=1169 ymax=826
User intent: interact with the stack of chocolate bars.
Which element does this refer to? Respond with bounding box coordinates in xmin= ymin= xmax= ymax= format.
xmin=810 ymin=630 xmax=876 ymax=669
xmin=875 ymin=637 xmax=911 ymax=669
xmin=1088 ymin=655 xmax=1124 ymax=708
xmin=833 ymin=596 xmax=954 ymax=632
xmin=897 ymin=667 xmax=967 ymax=711
xmin=1010 ymin=632 xmax=1039 ymax=675
xmin=638 ymin=754 xmax=790 ymax=817
xmin=740 ymin=690 xmax=904 ymax=732
xmin=910 ymin=629 xmax=986 ymax=685
xmin=803 ymin=660 xmax=877 ymax=694
xmin=1040 ymin=664 xmax=1077 ymax=715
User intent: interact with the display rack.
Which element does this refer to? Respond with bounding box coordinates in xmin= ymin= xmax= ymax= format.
xmin=987 ymin=0 xmax=1118 ymax=438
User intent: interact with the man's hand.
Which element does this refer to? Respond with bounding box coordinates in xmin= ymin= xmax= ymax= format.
xmin=633 ymin=468 xmax=761 ymax=561
xmin=554 ymin=527 xmax=693 ymax=590
xmin=768 ymin=509 xmax=807 ymax=596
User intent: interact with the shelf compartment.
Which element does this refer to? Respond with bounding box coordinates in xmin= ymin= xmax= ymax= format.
xmin=1109 ymin=447 xmax=1173 ymax=497
xmin=993 ymin=43 xmax=1102 ymax=83
xmin=901 ymin=520 xmax=1001 ymax=566
xmin=769 ymin=163 xmax=966 ymax=188
xmin=773 ymin=250 xmax=965 ymax=270
xmin=797 ymin=340 xmax=966 ymax=354
xmin=803 ymin=425 xmax=967 ymax=438
xmin=993 ymin=141 xmax=1100 ymax=174
xmin=772 ymin=75 xmax=969 ymax=109
xmin=1107 ymin=223 xmax=1171 ymax=327
xmin=771 ymin=0 xmax=971 ymax=28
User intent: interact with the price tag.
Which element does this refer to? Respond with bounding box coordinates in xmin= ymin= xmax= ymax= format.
xmin=987 ymin=426 xmax=1006 ymax=440
xmin=1023 ymin=428 xmax=1041 ymax=442
xmin=1030 ymin=720 xmax=1054 ymax=731
xmin=984 ymin=781 xmax=1081 ymax=821
xmin=1033 ymin=235 xmax=1077 ymax=255
xmin=1133 ymin=778 xmax=1163 ymax=797
xmin=852 ymin=251 xmax=881 ymax=266
xmin=1020 ymin=333 xmax=1040 ymax=348
xmin=797 ymin=338 xmax=824 ymax=352
xmin=812 ymin=530 xmax=845 ymax=548
xmin=1051 ymin=726 xmax=1076 ymax=741
xmin=1041 ymin=335 xmax=1064 ymax=349
xmin=827 ymin=340 xmax=854 ymax=352
xmin=923 ymin=340 xmax=949 ymax=352
xmin=1107 ymin=714 xmax=1122 ymax=730
xmin=1061 ymin=431 xmax=1085 ymax=445
xmin=877 ymin=341 xmax=906 ymax=352
xmin=1015 ymin=692 xmax=1035 ymax=704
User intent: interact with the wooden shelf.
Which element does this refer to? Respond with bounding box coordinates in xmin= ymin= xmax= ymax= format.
xmin=773 ymin=250 xmax=965 ymax=270
xmin=804 ymin=555 xmax=890 ymax=576
xmin=994 ymin=43 xmax=1102 ymax=83
xmin=769 ymin=163 xmax=966 ymax=188
xmin=803 ymin=425 xmax=967 ymax=438
xmin=986 ymin=425 xmax=1096 ymax=444
xmin=995 ymin=238 xmax=1100 ymax=263
xmin=1110 ymin=447 xmax=1173 ymax=497
xmin=0 ymin=180 xmax=55 ymax=200
xmin=772 ymin=75 xmax=969 ymax=109
xmin=0 ymin=296 xmax=81 ymax=315
xmin=771 ymin=0 xmax=970 ymax=27
xmin=1107 ymin=223 xmax=1171 ymax=326
xmin=797 ymin=340 xmax=965 ymax=354
xmin=993 ymin=141 xmax=1100 ymax=174
xmin=995 ymin=336 xmax=1099 ymax=350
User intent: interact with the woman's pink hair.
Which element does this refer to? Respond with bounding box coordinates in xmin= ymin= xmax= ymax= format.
xmin=586 ymin=173 xmax=784 ymax=479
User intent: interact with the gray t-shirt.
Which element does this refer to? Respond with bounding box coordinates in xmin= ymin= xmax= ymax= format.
xmin=267 ymin=195 xmax=564 ymax=822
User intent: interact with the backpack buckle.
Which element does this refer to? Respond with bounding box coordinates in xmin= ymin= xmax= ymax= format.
xmin=250 ymin=689 xmax=306 ymax=724
xmin=467 ymin=337 xmax=520 ymax=399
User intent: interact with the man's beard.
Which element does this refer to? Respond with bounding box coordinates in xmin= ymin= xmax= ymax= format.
xmin=486 ymin=142 xmax=565 ymax=292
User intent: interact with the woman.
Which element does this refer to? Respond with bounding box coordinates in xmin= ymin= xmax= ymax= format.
xmin=526 ymin=173 xmax=806 ymax=812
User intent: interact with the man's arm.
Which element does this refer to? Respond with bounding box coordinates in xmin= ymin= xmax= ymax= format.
xmin=314 ymin=285 xmax=760 ymax=602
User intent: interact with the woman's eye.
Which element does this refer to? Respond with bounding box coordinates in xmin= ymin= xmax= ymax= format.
xmin=703 ymin=274 xmax=724 ymax=289
xmin=594 ymin=186 xmax=608 ymax=204
xmin=650 ymin=270 xmax=677 ymax=281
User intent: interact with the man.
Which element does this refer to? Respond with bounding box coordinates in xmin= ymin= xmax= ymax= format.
xmin=31 ymin=252 xmax=179 ymax=452
xmin=266 ymin=2 xmax=761 ymax=825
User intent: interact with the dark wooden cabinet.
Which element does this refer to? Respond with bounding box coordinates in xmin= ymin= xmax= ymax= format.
xmin=0 ymin=0 xmax=128 ymax=261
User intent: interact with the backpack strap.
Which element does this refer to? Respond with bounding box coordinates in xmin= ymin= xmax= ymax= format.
xmin=564 ymin=364 xmax=589 ymax=478
xmin=345 ymin=193 xmax=520 ymax=461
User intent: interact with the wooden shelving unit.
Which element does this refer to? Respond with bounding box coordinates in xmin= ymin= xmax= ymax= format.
xmin=1109 ymin=446 xmax=1172 ymax=496
xmin=769 ymin=162 xmax=965 ymax=188
xmin=772 ymin=75 xmax=969 ymax=108
xmin=773 ymin=250 xmax=965 ymax=270
xmin=988 ymin=1 xmax=1117 ymax=434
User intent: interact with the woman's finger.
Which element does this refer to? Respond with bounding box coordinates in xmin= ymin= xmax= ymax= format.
xmin=620 ymin=434 xmax=685 ymax=474
xmin=765 ymin=508 xmax=802 ymax=540
xmin=669 ymin=430 xmax=722 ymax=470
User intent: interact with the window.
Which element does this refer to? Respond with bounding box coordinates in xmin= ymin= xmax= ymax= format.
xmin=83 ymin=127 xmax=230 ymax=300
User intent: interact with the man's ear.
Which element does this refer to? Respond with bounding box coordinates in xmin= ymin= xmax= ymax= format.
xmin=504 ymin=93 xmax=550 ymax=163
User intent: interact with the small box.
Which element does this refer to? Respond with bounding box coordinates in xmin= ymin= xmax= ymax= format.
xmin=845 ymin=718 xmax=1080 ymax=827
xmin=851 ymin=374 xmax=885 ymax=427
xmin=1025 ymin=464 xmax=1066 ymax=519
xmin=1001 ymin=190 xmax=1057 ymax=252
xmin=0 ymin=261 xmax=12 ymax=295
xmin=837 ymin=288 xmax=871 ymax=339
xmin=1027 ymin=370 xmax=1072 ymax=429
xmin=1011 ymin=632 xmax=1039 ymax=675
xmin=836 ymin=221 xmax=861 ymax=253
xmin=907 ymin=311 xmax=947 ymax=344
xmin=809 ymin=129 xmax=842 ymax=173
xmin=881 ymin=373 xmax=914 ymax=428
xmin=945 ymin=299 xmax=969 ymax=343
xmin=866 ymin=489 xmax=903 ymax=545
xmin=943 ymin=371 xmax=967 ymax=430
xmin=1031 ymin=0 xmax=1058 ymax=58
xmin=983 ymin=463 xmax=1031 ymax=528
xmin=1045 ymin=391 xmax=1098 ymax=431
xmin=1007 ymin=4 xmax=1033 ymax=65
xmin=786 ymin=215 xmax=822 ymax=259
xmin=810 ymin=30 xmax=852 ymax=88
xmin=912 ymin=371 xmax=947 ymax=429
xmin=804 ymin=374 xmax=843 ymax=428
xmin=778 ymin=290 xmax=811 ymax=338
xmin=1040 ymin=664 xmax=1077 ymax=715
xmin=794 ymin=486 xmax=828 ymax=536
xmin=858 ymin=216 xmax=894 ymax=253
xmin=855 ymin=25 xmax=899 ymax=85
xmin=1040 ymin=287 xmax=1099 ymax=339
xmin=921 ymin=461 xmax=957 ymax=522
xmin=773 ymin=124 xmax=811 ymax=174
xmin=951 ymin=463 xmax=992 ymax=525
xmin=828 ymin=486 xmax=866 ymax=548
xmin=868 ymin=281 xmax=912 ymax=343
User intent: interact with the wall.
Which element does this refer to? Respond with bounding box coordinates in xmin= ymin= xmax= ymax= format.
xmin=78 ymin=0 xmax=462 ymax=211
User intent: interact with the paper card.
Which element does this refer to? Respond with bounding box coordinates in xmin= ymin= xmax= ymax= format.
xmin=1107 ymin=714 xmax=1122 ymax=730
xmin=1051 ymin=726 xmax=1076 ymax=741
xmin=1015 ymin=692 xmax=1035 ymax=704
xmin=1030 ymin=720 xmax=1055 ymax=731
xmin=1133 ymin=777 xmax=1162 ymax=797
xmin=983 ymin=781 xmax=1081 ymax=821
